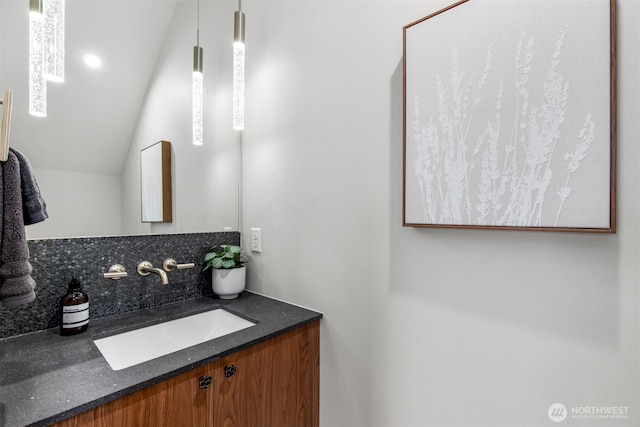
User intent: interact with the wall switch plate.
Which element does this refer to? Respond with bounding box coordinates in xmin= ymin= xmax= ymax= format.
xmin=250 ymin=228 xmax=262 ymax=253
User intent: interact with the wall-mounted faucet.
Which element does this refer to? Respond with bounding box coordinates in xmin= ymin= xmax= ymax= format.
xmin=137 ymin=261 xmax=169 ymax=285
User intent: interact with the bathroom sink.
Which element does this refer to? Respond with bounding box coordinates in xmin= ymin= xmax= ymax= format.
xmin=93 ymin=309 xmax=255 ymax=370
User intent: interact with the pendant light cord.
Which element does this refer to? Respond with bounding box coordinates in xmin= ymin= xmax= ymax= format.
xmin=196 ymin=0 xmax=200 ymax=47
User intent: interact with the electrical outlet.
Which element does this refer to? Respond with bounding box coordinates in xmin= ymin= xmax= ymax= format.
xmin=250 ymin=228 xmax=262 ymax=253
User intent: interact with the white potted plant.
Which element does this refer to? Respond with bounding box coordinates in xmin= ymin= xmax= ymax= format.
xmin=203 ymin=245 xmax=247 ymax=299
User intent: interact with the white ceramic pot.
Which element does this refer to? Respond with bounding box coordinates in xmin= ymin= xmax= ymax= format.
xmin=211 ymin=266 xmax=246 ymax=299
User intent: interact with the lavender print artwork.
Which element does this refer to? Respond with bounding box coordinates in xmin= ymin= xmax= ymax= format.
xmin=403 ymin=0 xmax=614 ymax=231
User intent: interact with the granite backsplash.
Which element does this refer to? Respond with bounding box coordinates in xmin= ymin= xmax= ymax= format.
xmin=0 ymin=232 xmax=240 ymax=339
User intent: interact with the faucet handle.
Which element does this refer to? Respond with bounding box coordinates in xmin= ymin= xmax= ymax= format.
xmin=103 ymin=264 xmax=127 ymax=280
xmin=163 ymin=258 xmax=195 ymax=272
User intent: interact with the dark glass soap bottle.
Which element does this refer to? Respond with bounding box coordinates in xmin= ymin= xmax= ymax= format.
xmin=60 ymin=277 xmax=89 ymax=336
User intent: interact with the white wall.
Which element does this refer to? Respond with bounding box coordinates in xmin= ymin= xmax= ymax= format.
xmin=239 ymin=1 xmax=640 ymax=427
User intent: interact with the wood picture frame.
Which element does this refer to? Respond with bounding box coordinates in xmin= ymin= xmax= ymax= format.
xmin=141 ymin=140 xmax=172 ymax=223
xmin=402 ymin=0 xmax=616 ymax=232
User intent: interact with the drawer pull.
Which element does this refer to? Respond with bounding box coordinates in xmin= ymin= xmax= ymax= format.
xmin=199 ymin=375 xmax=213 ymax=389
xmin=224 ymin=365 xmax=237 ymax=378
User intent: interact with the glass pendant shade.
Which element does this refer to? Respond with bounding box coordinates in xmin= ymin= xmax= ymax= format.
xmin=44 ymin=0 xmax=65 ymax=82
xmin=29 ymin=0 xmax=46 ymax=117
xmin=233 ymin=10 xmax=245 ymax=131
xmin=192 ymin=46 xmax=203 ymax=146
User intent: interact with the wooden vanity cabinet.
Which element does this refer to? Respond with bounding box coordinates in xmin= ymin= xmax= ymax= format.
xmin=53 ymin=321 xmax=319 ymax=427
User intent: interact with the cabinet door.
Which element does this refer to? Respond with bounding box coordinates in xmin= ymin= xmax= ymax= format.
xmin=214 ymin=321 xmax=319 ymax=427
xmin=52 ymin=364 xmax=215 ymax=427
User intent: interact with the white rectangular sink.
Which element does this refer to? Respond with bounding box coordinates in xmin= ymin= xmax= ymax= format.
xmin=94 ymin=309 xmax=255 ymax=370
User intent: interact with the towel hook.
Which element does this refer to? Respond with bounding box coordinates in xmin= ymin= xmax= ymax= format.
xmin=0 ymin=90 xmax=13 ymax=162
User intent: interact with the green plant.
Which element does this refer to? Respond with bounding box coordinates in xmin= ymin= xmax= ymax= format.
xmin=203 ymin=245 xmax=246 ymax=270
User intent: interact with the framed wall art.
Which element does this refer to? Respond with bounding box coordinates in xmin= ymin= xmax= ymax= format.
xmin=402 ymin=0 xmax=616 ymax=232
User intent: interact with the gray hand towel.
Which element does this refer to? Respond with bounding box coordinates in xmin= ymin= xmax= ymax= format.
xmin=9 ymin=148 xmax=48 ymax=225
xmin=0 ymin=152 xmax=36 ymax=307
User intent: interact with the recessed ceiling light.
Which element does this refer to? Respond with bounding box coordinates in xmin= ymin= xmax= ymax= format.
xmin=83 ymin=53 xmax=102 ymax=69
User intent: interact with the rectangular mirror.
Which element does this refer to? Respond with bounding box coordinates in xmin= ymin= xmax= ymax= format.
xmin=141 ymin=141 xmax=172 ymax=223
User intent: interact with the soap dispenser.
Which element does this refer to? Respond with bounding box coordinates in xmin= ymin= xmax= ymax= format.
xmin=60 ymin=277 xmax=89 ymax=336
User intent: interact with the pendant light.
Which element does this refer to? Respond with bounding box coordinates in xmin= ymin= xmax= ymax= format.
xmin=232 ymin=0 xmax=245 ymax=131
xmin=29 ymin=0 xmax=46 ymax=117
xmin=44 ymin=0 xmax=65 ymax=82
xmin=192 ymin=0 xmax=203 ymax=146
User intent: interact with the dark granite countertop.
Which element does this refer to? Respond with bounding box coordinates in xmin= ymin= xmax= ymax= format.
xmin=0 ymin=291 xmax=322 ymax=427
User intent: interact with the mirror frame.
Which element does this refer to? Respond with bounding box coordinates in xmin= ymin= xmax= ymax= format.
xmin=140 ymin=140 xmax=172 ymax=223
